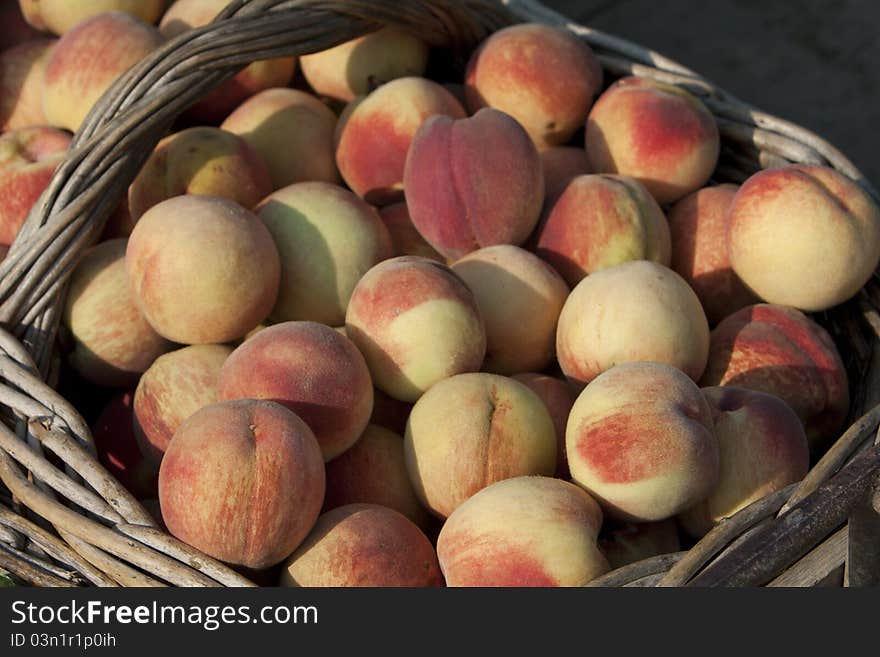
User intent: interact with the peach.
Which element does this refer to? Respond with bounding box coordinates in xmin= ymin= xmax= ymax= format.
xmin=345 ymin=256 xmax=486 ymax=403
xmin=323 ymin=424 xmax=431 ymax=530
xmin=159 ymin=399 xmax=325 ymax=569
xmin=566 ymin=361 xmax=719 ymax=521
xmin=133 ymin=344 xmax=233 ymax=464
xmin=369 ymin=388 xmax=413 ymax=436
xmin=19 ymin=1 xmax=165 ymax=35
xmin=700 ymin=303 xmax=850 ymax=449
xmin=679 ymin=386 xmax=810 ymax=537
xmin=598 ymin=519 xmax=682 ymax=570
xmin=221 ymin=87 xmax=339 ymax=189
xmin=300 ymin=26 xmax=429 ymax=102
xmin=534 ymin=174 xmax=671 ymax=286
xmin=403 ymin=107 xmax=544 ymax=261
xmin=335 ymin=76 xmax=466 ymax=205
xmin=511 ymin=373 xmax=577 ymax=479
xmin=256 ymin=181 xmax=391 ymax=326
xmin=378 ymin=202 xmax=443 ymax=262
xmin=556 ymin=260 xmax=710 ymax=387
xmin=465 ymin=23 xmax=603 ymax=149
xmin=217 ymin=321 xmax=373 ymax=462
xmin=280 ymin=503 xmax=442 ymax=587
xmin=437 ymin=476 xmax=608 ymax=586
xmin=585 ymin=77 xmax=720 ymax=205
xmin=727 ymin=164 xmax=880 ymax=312
xmin=159 ymin=0 xmax=297 ymax=123
xmin=451 ymin=244 xmax=569 ymax=374
xmin=62 ymin=238 xmax=172 ymax=388
xmin=0 ymin=126 xmax=71 ymax=245
xmin=0 ymin=38 xmax=55 ymax=130
xmin=125 ymin=195 xmax=280 ymax=344
xmin=128 ymin=126 xmax=272 ymax=221
xmin=539 ymin=146 xmax=592 ymax=205
xmin=404 ymin=373 xmax=557 ymax=518
xmin=42 ymin=12 xmax=164 ymax=132
xmin=667 ymin=183 xmax=757 ymax=325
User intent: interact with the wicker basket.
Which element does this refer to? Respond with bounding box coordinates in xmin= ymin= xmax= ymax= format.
xmin=0 ymin=0 xmax=877 ymax=588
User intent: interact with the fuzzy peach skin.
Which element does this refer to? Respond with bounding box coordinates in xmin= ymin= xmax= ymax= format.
xmin=336 ymin=77 xmax=466 ymax=205
xmin=0 ymin=38 xmax=55 ymax=130
xmin=679 ymin=386 xmax=809 ymax=537
xmin=128 ymin=126 xmax=272 ymax=221
xmin=0 ymin=126 xmax=70 ymax=245
xmin=159 ymin=399 xmax=325 ymax=569
xmin=451 ymin=245 xmax=569 ymax=375
xmin=323 ymin=424 xmax=431 ymax=529
xmin=437 ymin=476 xmax=608 ymax=586
xmin=221 ymin=87 xmax=340 ymax=189
xmin=727 ymin=164 xmax=880 ymax=312
xmin=41 ymin=12 xmax=164 ymax=132
xmin=556 ymin=260 xmax=710 ymax=387
xmin=511 ymin=373 xmax=577 ymax=479
xmin=668 ymin=183 xmax=757 ymax=325
xmin=378 ymin=202 xmax=443 ymax=262
xmin=540 ymin=146 xmax=592 ymax=206
xmin=566 ymin=361 xmax=720 ymax=522
xmin=598 ymin=519 xmax=681 ymax=571
xmin=19 ymin=0 xmax=165 ymax=35
xmin=62 ymin=239 xmax=172 ymax=388
xmin=404 ymin=373 xmax=557 ymax=518
xmin=125 ymin=195 xmax=281 ymax=345
xmin=345 ymin=256 xmax=486 ymax=403
xmin=133 ymin=344 xmax=233 ymax=464
xmin=404 ymin=108 xmax=544 ymax=261
xmin=280 ymin=503 xmax=443 ymax=587
xmin=160 ymin=0 xmax=297 ymax=124
xmin=256 ymin=181 xmax=391 ymax=326
xmin=585 ymin=77 xmax=720 ymax=205
xmin=300 ymin=26 xmax=429 ymax=103
xmin=700 ymin=303 xmax=849 ymax=449
xmin=465 ymin=23 xmax=603 ymax=150
xmin=534 ymin=174 xmax=671 ymax=286
xmin=218 ymin=321 xmax=373 ymax=461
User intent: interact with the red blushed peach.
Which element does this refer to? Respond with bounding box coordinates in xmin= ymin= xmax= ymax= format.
xmin=404 ymin=108 xmax=544 ymax=261
xmin=511 ymin=373 xmax=577 ymax=479
xmin=42 ymin=12 xmax=164 ymax=132
xmin=92 ymin=392 xmax=159 ymax=500
xmin=300 ymin=26 xmax=429 ymax=103
xmin=323 ymin=424 xmax=431 ymax=530
xmin=221 ymin=88 xmax=339 ymax=189
xmin=128 ymin=126 xmax=272 ymax=221
xmin=63 ymin=239 xmax=173 ymax=388
xmin=668 ymin=183 xmax=757 ymax=325
xmin=700 ymin=303 xmax=849 ymax=450
xmin=280 ymin=504 xmax=442 ymax=587
xmin=679 ymin=386 xmax=810 ymax=537
xmin=125 ymin=195 xmax=281 ymax=345
xmin=404 ymin=373 xmax=557 ymax=518
xmin=378 ymin=202 xmax=443 ymax=262
xmin=451 ymin=245 xmax=569 ymax=375
xmin=598 ymin=519 xmax=682 ymax=571
xmin=437 ymin=476 xmax=608 ymax=586
xmin=345 ymin=256 xmax=486 ymax=403
xmin=0 ymin=38 xmax=55 ymax=131
xmin=540 ymin=146 xmax=592 ymax=206
xmin=336 ymin=76 xmax=466 ymax=205
xmin=133 ymin=344 xmax=233 ymax=464
xmin=0 ymin=126 xmax=71 ymax=245
xmin=465 ymin=23 xmax=603 ymax=149
xmin=556 ymin=260 xmax=710 ymax=387
xmin=19 ymin=1 xmax=165 ymax=35
xmin=217 ymin=321 xmax=373 ymax=462
xmin=159 ymin=399 xmax=325 ymax=569
xmin=534 ymin=174 xmax=671 ymax=286
xmin=585 ymin=77 xmax=720 ymax=205
xmin=566 ymin=361 xmax=719 ymax=522
xmin=728 ymin=164 xmax=880 ymax=312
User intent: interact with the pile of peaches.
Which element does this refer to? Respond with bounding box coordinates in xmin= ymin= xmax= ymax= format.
xmin=2 ymin=1 xmax=878 ymax=587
